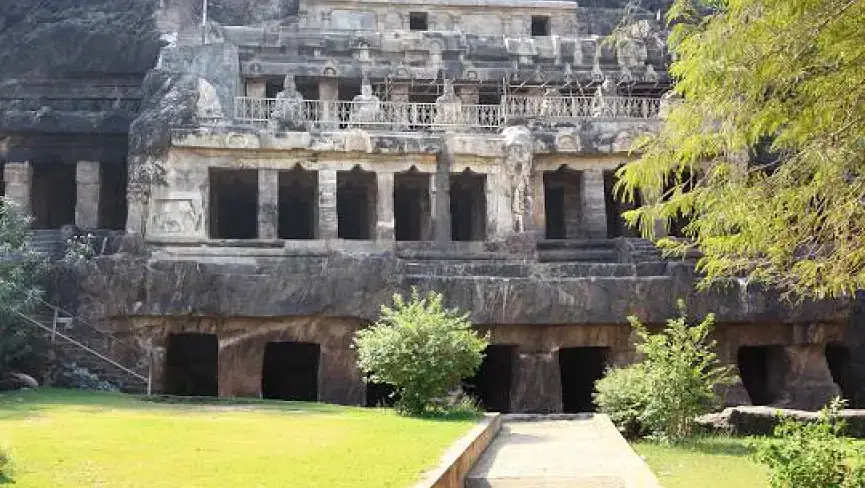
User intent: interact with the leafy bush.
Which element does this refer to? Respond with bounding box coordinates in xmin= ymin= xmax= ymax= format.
xmin=353 ymin=288 xmax=488 ymax=416
xmin=60 ymin=363 xmax=120 ymax=392
xmin=594 ymin=301 xmax=735 ymax=442
xmin=0 ymin=443 xmax=14 ymax=481
xmin=756 ymin=398 xmax=865 ymax=488
xmin=593 ymin=364 xmax=651 ymax=439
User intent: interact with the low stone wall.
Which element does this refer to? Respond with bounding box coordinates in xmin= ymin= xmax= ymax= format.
xmin=697 ymin=406 xmax=865 ymax=438
xmin=414 ymin=413 xmax=503 ymax=488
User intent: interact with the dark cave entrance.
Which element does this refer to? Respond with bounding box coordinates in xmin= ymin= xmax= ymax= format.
xmin=463 ymin=345 xmax=516 ymax=413
xmin=99 ymin=161 xmax=127 ymax=230
xmin=365 ymin=379 xmax=397 ymax=407
xmin=278 ymin=167 xmax=317 ymax=239
xmin=261 ymin=342 xmax=319 ymax=401
xmin=543 ymin=167 xmax=582 ymax=239
xmin=337 ymin=168 xmax=376 ymax=240
xmin=31 ymin=162 xmax=76 ymax=229
xmin=165 ymin=333 xmax=219 ymax=397
xmin=209 ymin=168 xmax=258 ymax=239
xmin=394 ymin=171 xmax=431 ymax=241
xmin=737 ymin=345 xmax=786 ymax=406
xmin=825 ymin=344 xmax=853 ymax=401
xmin=559 ymin=347 xmax=609 ymax=413
xmin=450 ymin=172 xmax=486 ymax=241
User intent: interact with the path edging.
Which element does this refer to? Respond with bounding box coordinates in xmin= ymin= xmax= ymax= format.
xmin=413 ymin=412 xmax=503 ymax=488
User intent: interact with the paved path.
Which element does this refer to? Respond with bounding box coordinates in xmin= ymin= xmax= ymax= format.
xmin=466 ymin=414 xmax=661 ymax=488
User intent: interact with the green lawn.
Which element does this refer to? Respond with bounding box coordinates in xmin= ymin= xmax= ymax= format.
xmin=633 ymin=436 xmax=771 ymax=488
xmin=0 ymin=389 xmax=477 ymax=488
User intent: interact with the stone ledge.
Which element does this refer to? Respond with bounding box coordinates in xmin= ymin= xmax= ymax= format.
xmin=414 ymin=413 xmax=503 ymax=488
xmin=697 ymin=406 xmax=865 ymax=438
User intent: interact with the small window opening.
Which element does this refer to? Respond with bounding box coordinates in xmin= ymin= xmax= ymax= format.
xmin=410 ymin=12 xmax=428 ymax=31
xmin=531 ymin=16 xmax=551 ymax=36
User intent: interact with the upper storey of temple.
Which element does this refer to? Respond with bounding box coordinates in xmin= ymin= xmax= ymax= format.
xmin=218 ymin=0 xmax=670 ymax=90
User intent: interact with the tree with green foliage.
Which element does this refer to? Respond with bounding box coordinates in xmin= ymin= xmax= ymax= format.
xmin=594 ymin=301 xmax=735 ymax=442
xmin=756 ymin=398 xmax=865 ymax=488
xmin=615 ymin=0 xmax=865 ymax=300
xmin=353 ymin=288 xmax=488 ymax=416
xmin=0 ymin=198 xmax=46 ymax=378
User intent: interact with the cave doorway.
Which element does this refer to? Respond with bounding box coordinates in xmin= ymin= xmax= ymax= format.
xmin=337 ymin=168 xmax=376 ymax=240
xmin=543 ymin=168 xmax=582 ymax=239
xmin=825 ymin=344 xmax=853 ymax=401
xmin=463 ymin=345 xmax=516 ymax=413
xmin=604 ymin=169 xmax=640 ymax=238
xmin=165 ymin=333 xmax=219 ymax=397
xmin=559 ymin=347 xmax=609 ymax=413
xmin=394 ymin=171 xmax=431 ymax=241
xmin=365 ymin=379 xmax=397 ymax=407
xmin=209 ymin=168 xmax=258 ymax=239
xmin=278 ymin=167 xmax=317 ymax=239
xmin=261 ymin=342 xmax=319 ymax=401
xmin=99 ymin=161 xmax=127 ymax=230
xmin=737 ymin=345 xmax=786 ymax=406
xmin=450 ymin=172 xmax=486 ymax=241
xmin=31 ymin=162 xmax=76 ymax=229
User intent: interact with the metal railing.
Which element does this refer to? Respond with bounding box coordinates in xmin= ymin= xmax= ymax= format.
xmin=232 ymin=95 xmax=661 ymax=131
xmin=1 ymin=279 xmax=152 ymax=395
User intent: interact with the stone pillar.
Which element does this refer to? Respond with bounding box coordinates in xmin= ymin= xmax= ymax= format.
xmin=257 ymin=169 xmax=279 ymax=239
xmin=391 ymin=84 xmax=410 ymax=129
xmin=433 ymin=146 xmax=452 ymax=243
xmin=318 ymin=169 xmax=338 ymax=239
xmin=3 ymin=161 xmax=32 ymax=215
xmin=775 ymin=344 xmax=841 ymax=410
xmin=246 ymin=78 xmax=266 ymax=98
xmin=528 ymin=170 xmax=546 ymax=239
xmin=581 ymin=169 xmax=608 ymax=239
xmin=319 ymin=78 xmax=339 ymax=130
xmin=75 ymin=161 xmax=101 ymax=229
xmin=218 ymin=338 xmax=264 ymax=398
xmin=319 ymin=346 xmax=365 ymax=406
xmin=375 ymin=171 xmax=395 ymax=241
xmin=511 ymin=351 xmax=563 ymax=413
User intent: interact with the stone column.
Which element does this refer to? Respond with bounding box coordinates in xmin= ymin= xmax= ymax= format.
xmin=3 ymin=161 xmax=32 ymax=215
xmin=75 ymin=161 xmax=101 ymax=229
xmin=319 ymin=78 xmax=339 ymax=130
xmin=257 ymin=169 xmax=279 ymax=239
xmin=580 ymin=169 xmax=608 ymax=239
xmin=375 ymin=171 xmax=395 ymax=241
xmin=775 ymin=344 xmax=841 ymax=410
xmin=391 ymin=84 xmax=409 ymax=130
xmin=246 ymin=78 xmax=266 ymax=98
xmin=218 ymin=338 xmax=265 ymax=398
xmin=511 ymin=350 xmax=563 ymax=413
xmin=433 ymin=145 xmax=452 ymax=243
xmin=318 ymin=169 xmax=338 ymax=239
xmin=319 ymin=346 xmax=365 ymax=406
xmin=529 ymin=170 xmax=546 ymax=239
xmin=432 ymin=170 xmax=451 ymax=243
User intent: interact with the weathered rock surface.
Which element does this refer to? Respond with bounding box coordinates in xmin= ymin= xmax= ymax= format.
xmin=697 ymin=406 xmax=865 ymax=438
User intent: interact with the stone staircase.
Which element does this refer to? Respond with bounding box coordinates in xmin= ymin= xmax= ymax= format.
xmin=20 ymin=304 xmax=151 ymax=394
xmin=27 ymin=229 xmax=66 ymax=259
xmin=536 ymin=239 xmax=619 ymax=263
xmin=620 ymin=238 xmax=664 ymax=263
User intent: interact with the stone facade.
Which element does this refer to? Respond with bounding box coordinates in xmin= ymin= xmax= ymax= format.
xmin=0 ymin=0 xmax=859 ymax=411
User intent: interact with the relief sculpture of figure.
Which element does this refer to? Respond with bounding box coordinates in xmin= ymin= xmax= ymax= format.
xmin=502 ymin=126 xmax=534 ymax=233
xmin=591 ymin=76 xmax=617 ymax=118
xmin=433 ymin=79 xmax=464 ymax=129
xmin=349 ymin=76 xmax=382 ymax=126
xmin=269 ymin=75 xmax=305 ymax=130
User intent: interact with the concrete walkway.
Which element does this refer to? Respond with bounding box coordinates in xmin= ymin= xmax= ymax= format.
xmin=466 ymin=414 xmax=661 ymax=488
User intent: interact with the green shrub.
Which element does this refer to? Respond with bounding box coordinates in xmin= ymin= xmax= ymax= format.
xmin=593 ymin=364 xmax=651 ymax=439
xmin=0 ymin=443 xmax=14 ymax=481
xmin=353 ymin=288 xmax=488 ymax=416
xmin=756 ymin=398 xmax=865 ymax=488
xmin=594 ymin=301 xmax=735 ymax=442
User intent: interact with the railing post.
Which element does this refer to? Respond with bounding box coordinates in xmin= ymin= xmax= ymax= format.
xmin=146 ymin=348 xmax=153 ymax=396
xmin=51 ymin=308 xmax=58 ymax=344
